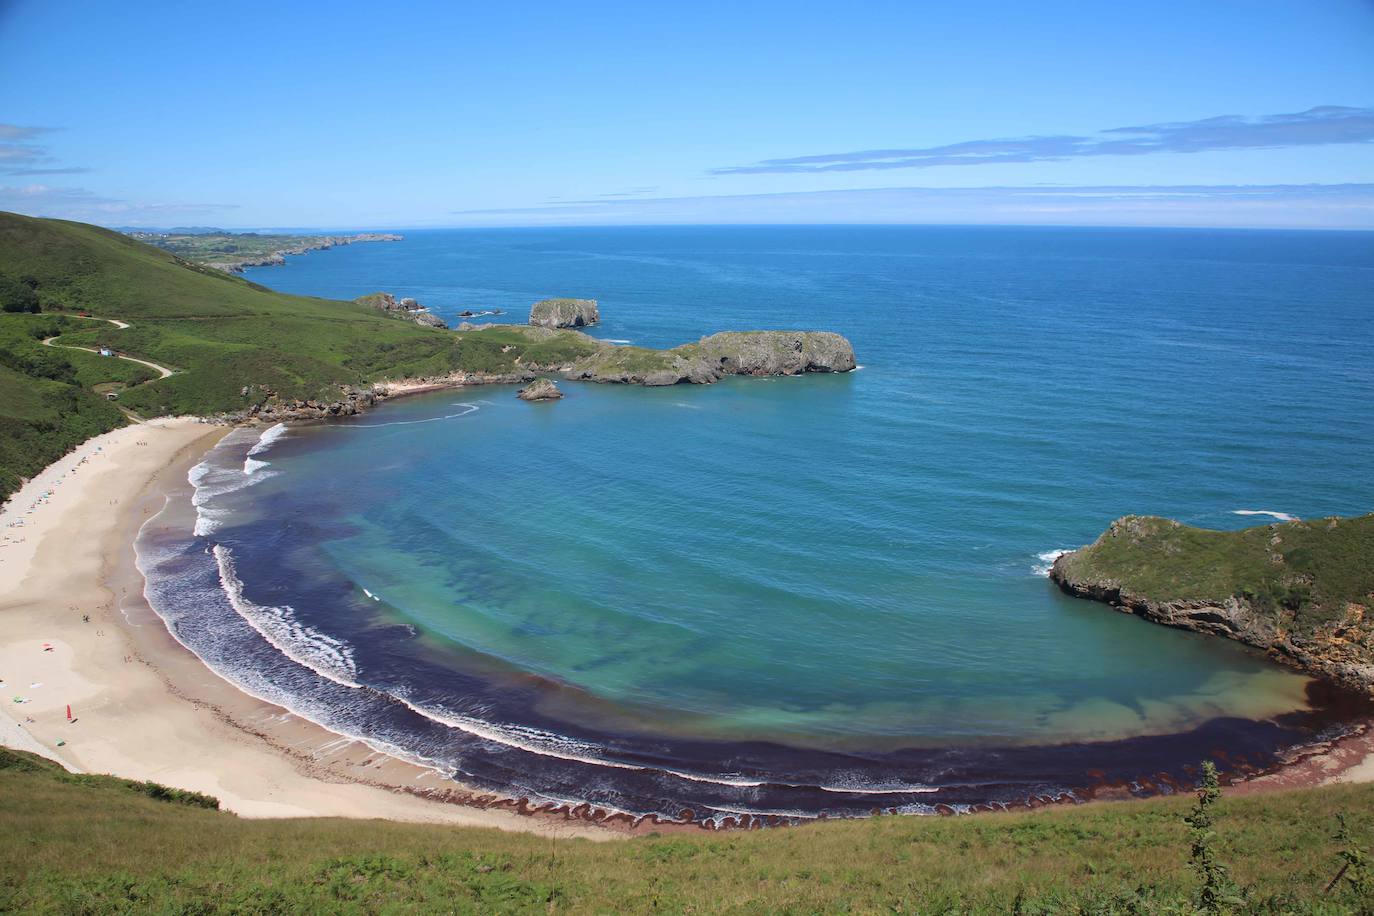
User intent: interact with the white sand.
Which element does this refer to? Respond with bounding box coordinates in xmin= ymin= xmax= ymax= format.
xmin=0 ymin=419 xmax=606 ymax=838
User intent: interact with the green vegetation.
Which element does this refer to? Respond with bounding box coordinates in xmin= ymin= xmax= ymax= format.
xmin=0 ymin=748 xmax=219 ymax=810
xmin=0 ymin=272 xmax=40 ymax=312
xmin=0 ymin=212 xmax=609 ymax=502
xmin=2 ymin=748 xmax=1372 ymax=913
xmin=0 ymin=312 xmax=129 ymax=499
xmin=1057 ymin=514 xmax=1374 ymax=637
xmin=125 ymin=229 xmax=400 ymax=272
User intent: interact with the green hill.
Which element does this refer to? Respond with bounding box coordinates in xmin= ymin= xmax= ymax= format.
xmin=2 ymin=748 xmax=1372 ymax=914
xmin=1051 ymin=514 xmax=1374 ymax=695
xmin=0 ymin=212 xmax=601 ymax=501
xmin=0 ymin=211 xmax=857 ymax=503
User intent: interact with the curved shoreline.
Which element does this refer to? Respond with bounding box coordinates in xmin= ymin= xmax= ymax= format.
xmin=0 ymin=419 xmax=611 ymax=838
xmin=2 ymin=419 xmax=1373 ymax=834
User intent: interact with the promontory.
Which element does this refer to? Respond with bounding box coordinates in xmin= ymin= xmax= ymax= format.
xmin=1050 ymin=513 xmax=1374 ymax=695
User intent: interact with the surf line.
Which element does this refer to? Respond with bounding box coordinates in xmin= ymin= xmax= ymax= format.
xmin=343 ymin=403 xmax=481 ymax=428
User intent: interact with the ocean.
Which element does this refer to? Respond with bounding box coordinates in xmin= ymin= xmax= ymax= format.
xmin=137 ymin=225 xmax=1374 ymax=824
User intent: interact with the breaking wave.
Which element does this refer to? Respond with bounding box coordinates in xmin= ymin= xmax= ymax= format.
xmin=189 ymin=429 xmax=273 ymax=535
xmin=213 ymin=544 xmax=360 ymax=687
xmin=243 ymin=423 xmax=289 ymax=474
xmin=1032 ymin=548 xmax=1073 ymax=576
xmin=345 ymin=403 xmax=480 ymax=428
xmin=1233 ymin=509 xmax=1297 ymax=522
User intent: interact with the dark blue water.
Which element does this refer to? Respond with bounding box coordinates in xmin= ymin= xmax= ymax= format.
xmin=138 ymin=227 xmax=1374 ymax=824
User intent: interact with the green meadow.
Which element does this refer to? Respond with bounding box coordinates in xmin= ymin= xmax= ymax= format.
xmin=2 ymin=749 xmax=1372 ymax=914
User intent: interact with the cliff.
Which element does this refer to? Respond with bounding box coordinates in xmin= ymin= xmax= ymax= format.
xmin=354 ymin=292 xmax=449 ymax=329
xmin=125 ymin=231 xmax=404 ymax=273
xmin=529 ymin=298 xmax=599 ymax=329
xmin=566 ymin=330 xmax=856 ymax=386
xmin=1050 ymin=514 xmax=1374 ymax=695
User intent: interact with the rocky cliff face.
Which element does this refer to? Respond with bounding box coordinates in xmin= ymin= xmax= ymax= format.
xmin=232 ymin=384 xmax=382 ymax=422
xmin=566 ymin=330 xmax=856 ymax=386
xmin=354 ymin=292 xmax=448 ymax=329
xmin=529 ymin=298 xmax=599 ymax=329
xmin=1050 ymin=514 xmax=1374 ymax=696
xmin=517 ymin=378 xmax=563 ymax=401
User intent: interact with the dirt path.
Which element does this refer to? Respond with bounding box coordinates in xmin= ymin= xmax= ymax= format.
xmin=42 ymin=315 xmax=174 ymax=380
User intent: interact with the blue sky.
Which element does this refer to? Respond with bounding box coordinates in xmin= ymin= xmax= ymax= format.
xmin=1 ymin=0 xmax=1372 ymax=228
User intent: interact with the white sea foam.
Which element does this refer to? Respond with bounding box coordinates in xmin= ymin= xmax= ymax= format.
xmin=1233 ymin=509 xmax=1297 ymax=522
xmin=605 ymin=338 xmax=632 ymax=344
xmin=213 ymin=545 xmax=360 ymax=687
xmin=242 ymin=423 xmax=289 ymax=474
xmin=1032 ymin=548 xmax=1074 ymax=576
xmin=188 ymin=429 xmax=273 ymax=535
xmin=345 ymin=403 xmax=480 ymax=428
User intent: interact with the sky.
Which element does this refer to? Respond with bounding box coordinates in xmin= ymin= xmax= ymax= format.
xmin=1 ymin=0 xmax=1372 ymax=229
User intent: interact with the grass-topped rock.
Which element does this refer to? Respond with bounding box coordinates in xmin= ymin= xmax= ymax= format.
xmin=567 ymin=330 xmax=856 ymax=386
xmin=517 ymin=377 xmax=563 ymax=401
xmin=528 ymin=297 xmax=599 ymax=329
xmin=1051 ymin=514 xmax=1374 ymax=694
xmin=0 ymin=212 xmax=856 ymax=500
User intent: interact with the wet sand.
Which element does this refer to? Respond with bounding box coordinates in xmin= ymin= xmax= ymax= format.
xmin=1 ymin=417 xmax=1369 ymax=835
xmin=0 ymin=418 xmax=607 ymax=838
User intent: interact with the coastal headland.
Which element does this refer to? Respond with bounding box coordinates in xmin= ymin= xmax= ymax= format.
xmin=1051 ymin=514 xmax=1374 ymax=697
xmin=126 ymin=230 xmax=404 ymax=274
xmin=2 ymin=211 xmax=1372 ymax=837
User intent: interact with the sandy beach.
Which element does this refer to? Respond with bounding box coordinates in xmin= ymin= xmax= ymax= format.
xmin=1 ymin=417 xmax=1369 ymax=837
xmin=0 ymin=418 xmax=606 ymax=839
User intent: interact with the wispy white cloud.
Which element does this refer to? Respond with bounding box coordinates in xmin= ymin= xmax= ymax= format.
xmin=0 ymin=123 xmax=91 ymax=176
xmin=712 ymin=107 xmax=1374 ymax=175
xmin=449 ymin=183 xmax=1374 ymax=229
xmin=0 ymin=183 xmax=238 ymax=225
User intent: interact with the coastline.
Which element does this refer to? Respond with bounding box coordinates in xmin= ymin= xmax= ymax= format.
xmin=1 ymin=417 xmax=1370 ymax=836
xmin=0 ymin=418 xmax=608 ymax=839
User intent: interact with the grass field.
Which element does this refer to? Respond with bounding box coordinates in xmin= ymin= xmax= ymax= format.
xmin=124 ymin=230 xmax=398 ymax=272
xmin=2 ymin=749 xmax=1372 ymax=914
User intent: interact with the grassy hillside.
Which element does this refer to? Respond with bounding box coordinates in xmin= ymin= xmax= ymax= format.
xmin=0 ymin=212 xmax=605 ymax=502
xmin=1056 ymin=515 xmax=1374 ymax=627
xmin=0 ymin=212 xmax=471 ymax=414
xmin=0 ymin=312 xmax=130 ymax=499
xmin=2 ymin=749 xmax=1372 ymax=913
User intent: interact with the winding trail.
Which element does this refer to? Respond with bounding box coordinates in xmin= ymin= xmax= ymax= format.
xmin=42 ymin=314 xmax=175 ymax=380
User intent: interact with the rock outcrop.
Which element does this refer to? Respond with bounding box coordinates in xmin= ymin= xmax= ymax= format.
xmin=529 ymin=298 xmax=599 ymax=329
xmin=354 ymin=292 xmax=449 ymax=329
xmin=517 ymin=378 xmax=563 ymax=401
xmin=412 ymin=312 xmax=448 ymax=329
xmin=1050 ymin=514 xmax=1374 ymax=696
xmin=235 ymin=384 xmax=382 ymax=422
xmin=566 ymin=330 xmax=856 ymax=386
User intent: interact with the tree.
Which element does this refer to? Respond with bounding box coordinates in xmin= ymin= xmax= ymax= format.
xmin=0 ymin=274 xmax=40 ymax=313
xmin=1186 ymin=760 xmax=1243 ymax=914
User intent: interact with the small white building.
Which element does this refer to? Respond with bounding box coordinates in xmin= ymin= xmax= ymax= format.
xmin=98 ymin=347 xmax=114 ymax=357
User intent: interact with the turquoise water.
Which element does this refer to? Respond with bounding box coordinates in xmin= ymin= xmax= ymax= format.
xmin=141 ymin=227 xmax=1374 ymax=822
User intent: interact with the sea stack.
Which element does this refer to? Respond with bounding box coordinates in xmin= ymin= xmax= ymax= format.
xmin=529 ymin=297 xmax=599 ymax=329
xmin=517 ymin=378 xmax=564 ymax=401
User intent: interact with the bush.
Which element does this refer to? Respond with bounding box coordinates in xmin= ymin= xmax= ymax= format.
xmin=0 ymin=274 xmax=39 ymax=313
